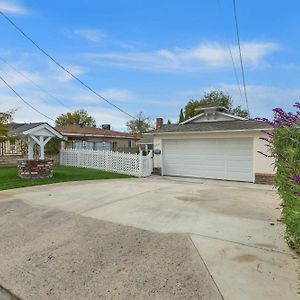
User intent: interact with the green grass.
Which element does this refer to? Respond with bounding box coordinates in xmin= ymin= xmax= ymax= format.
xmin=0 ymin=166 xmax=132 ymax=190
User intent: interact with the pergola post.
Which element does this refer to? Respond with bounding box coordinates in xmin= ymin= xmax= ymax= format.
xmin=60 ymin=140 xmax=66 ymax=150
xmin=30 ymin=135 xmax=52 ymax=160
xmin=27 ymin=137 xmax=35 ymax=160
xmin=39 ymin=136 xmax=45 ymax=159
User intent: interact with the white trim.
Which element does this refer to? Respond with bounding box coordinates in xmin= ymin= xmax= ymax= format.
xmin=181 ymin=111 xmax=246 ymax=125
xmin=152 ymin=128 xmax=273 ymax=136
xmin=60 ymin=132 xmax=135 ymax=139
xmin=23 ymin=123 xmax=64 ymax=139
xmin=44 ymin=136 xmax=52 ymax=145
xmin=180 ymin=113 xmax=204 ymax=124
xmin=30 ymin=135 xmax=40 ymax=145
xmin=218 ymin=112 xmax=246 ymax=120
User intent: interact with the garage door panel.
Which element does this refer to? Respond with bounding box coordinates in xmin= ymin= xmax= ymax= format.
xmin=168 ymin=159 xmax=227 ymax=168
xmin=162 ymin=138 xmax=254 ymax=182
xmin=182 ymin=157 xmax=226 ymax=163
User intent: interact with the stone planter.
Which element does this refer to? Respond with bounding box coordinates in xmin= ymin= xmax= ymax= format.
xmin=18 ymin=159 xmax=54 ymax=179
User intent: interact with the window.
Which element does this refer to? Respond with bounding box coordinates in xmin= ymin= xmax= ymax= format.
xmin=9 ymin=139 xmax=16 ymax=152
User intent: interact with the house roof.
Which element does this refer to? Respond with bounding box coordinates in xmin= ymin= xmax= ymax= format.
xmin=136 ymin=136 xmax=153 ymax=145
xmin=148 ymin=120 xmax=272 ymax=134
xmin=7 ymin=122 xmax=64 ymax=139
xmin=56 ymin=125 xmax=140 ymax=139
xmin=7 ymin=122 xmax=45 ymax=135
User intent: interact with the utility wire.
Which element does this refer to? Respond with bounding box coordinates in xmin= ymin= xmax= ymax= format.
xmin=227 ymin=46 xmax=244 ymax=103
xmin=232 ymin=0 xmax=250 ymax=116
xmin=0 ymin=55 xmax=70 ymax=109
xmin=0 ymin=72 xmax=55 ymax=121
xmin=0 ymin=11 xmax=137 ymax=120
xmin=216 ymin=0 xmax=244 ymax=105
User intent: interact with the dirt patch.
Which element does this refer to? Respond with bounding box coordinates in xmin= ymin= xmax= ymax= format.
xmin=176 ymin=195 xmax=211 ymax=202
xmin=232 ymin=254 xmax=259 ymax=262
xmin=175 ymin=188 xmax=278 ymax=221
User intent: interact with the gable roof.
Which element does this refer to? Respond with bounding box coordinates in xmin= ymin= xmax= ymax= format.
xmin=7 ymin=122 xmax=63 ymax=139
xmin=56 ymin=125 xmax=140 ymax=139
xmin=181 ymin=111 xmax=246 ymax=124
xmin=148 ymin=120 xmax=272 ymax=135
xmin=7 ymin=122 xmax=45 ymax=135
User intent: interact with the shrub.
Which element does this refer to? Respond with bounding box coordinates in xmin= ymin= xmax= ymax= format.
xmin=259 ymin=103 xmax=300 ymax=252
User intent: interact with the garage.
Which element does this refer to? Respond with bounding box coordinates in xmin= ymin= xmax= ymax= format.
xmin=150 ymin=105 xmax=274 ymax=183
xmin=162 ymin=138 xmax=254 ymax=182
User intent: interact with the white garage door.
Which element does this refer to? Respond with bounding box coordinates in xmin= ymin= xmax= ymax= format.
xmin=162 ymin=138 xmax=254 ymax=182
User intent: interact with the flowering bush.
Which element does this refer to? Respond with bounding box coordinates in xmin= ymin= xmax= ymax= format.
xmin=259 ymin=102 xmax=300 ymax=252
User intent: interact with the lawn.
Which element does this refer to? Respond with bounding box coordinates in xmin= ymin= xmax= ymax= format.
xmin=0 ymin=166 xmax=131 ymax=190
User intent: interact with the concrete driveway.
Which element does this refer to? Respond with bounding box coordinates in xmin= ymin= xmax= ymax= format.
xmin=0 ymin=176 xmax=298 ymax=299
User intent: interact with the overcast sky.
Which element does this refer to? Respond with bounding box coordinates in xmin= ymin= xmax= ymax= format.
xmin=0 ymin=0 xmax=299 ymax=130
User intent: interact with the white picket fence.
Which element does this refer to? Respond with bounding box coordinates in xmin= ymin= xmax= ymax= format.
xmin=60 ymin=149 xmax=153 ymax=177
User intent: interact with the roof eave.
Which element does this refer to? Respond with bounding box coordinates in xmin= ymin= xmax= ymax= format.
xmin=151 ymin=128 xmax=273 ymax=135
xmin=23 ymin=123 xmax=64 ymax=139
xmin=60 ymin=132 xmax=137 ymax=139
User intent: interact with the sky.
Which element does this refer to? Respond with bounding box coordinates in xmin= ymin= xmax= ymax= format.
xmin=0 ymin=0 xmax=300 ymax=130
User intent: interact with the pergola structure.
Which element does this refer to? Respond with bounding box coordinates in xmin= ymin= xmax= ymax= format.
xmin=8 ymin=122 xmax=64 ymax=159
xmin=7 ymin=122 xmax=65 ymax=179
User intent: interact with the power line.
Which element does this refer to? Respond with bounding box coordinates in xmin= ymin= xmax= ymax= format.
xmin=232 ymin=0 xmax=250 ymax=116
xmin=0 ymin=55 xmax=70 ymax=109
xmin=216 ymin=0 xmax=244 ymax=105
xmin=227 ymin=46 xmax=244 ymax=102
xmin=0 ymin=72 xmax=55 ymax=121
xmin=0 ymin=10 xmax=137 ymax=120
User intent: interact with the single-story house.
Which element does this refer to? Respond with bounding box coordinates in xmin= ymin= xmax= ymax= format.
xmin=148 ymin=106 xmax=274 ymax=184
xmin=56 ymin=124 xmax=140 ymax=152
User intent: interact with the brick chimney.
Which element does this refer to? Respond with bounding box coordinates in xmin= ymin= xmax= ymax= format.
xmin=156 ymin=118 xmax=163 ymax=129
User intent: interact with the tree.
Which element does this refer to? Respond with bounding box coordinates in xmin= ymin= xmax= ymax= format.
xmin=181 ymin=90 xmax=249 ymax=121
xmin=55 ymin=109 xmax=96 ymax=127
xmin=0 ymin=115 xmax=8 ymax=136
xmin=45 ymin=137 xmax=61 ymax=155
xmin=126 ymin=112 xmax=153 ymax=134
xmin=167 ymin=120 xmax=172 ymax=124
xmin=0 ymin=110 xmax=15 ymax=136
xmin=179 ymin=109 xmax=185 ymax=123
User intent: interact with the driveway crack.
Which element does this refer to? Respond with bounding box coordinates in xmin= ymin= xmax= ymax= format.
xmin=189 ymin=232 xmax=294 ymax=257
xmin=188 ymin=234 xmax=225 ymax=300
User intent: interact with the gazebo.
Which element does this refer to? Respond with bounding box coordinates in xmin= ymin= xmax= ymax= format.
xmin=7 ymin=122 xmax=64 ymax=178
